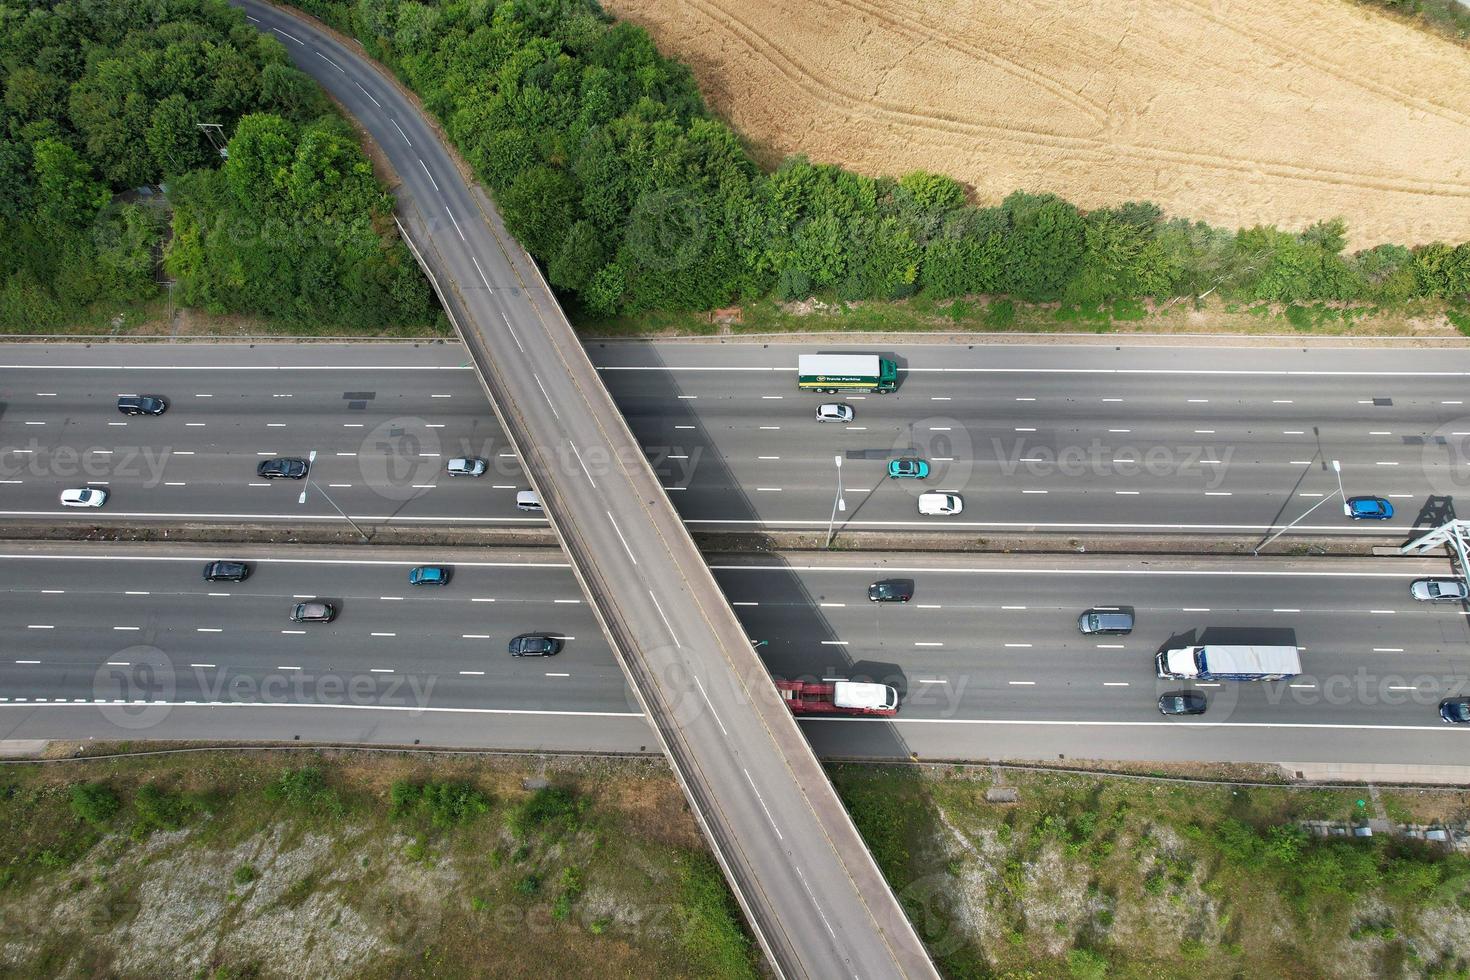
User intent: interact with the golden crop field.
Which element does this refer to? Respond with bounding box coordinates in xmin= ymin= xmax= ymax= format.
xmin=605 ymin=0 xmax=1470 ymax=248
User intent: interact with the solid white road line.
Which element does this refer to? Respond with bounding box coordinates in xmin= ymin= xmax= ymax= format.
xmin=0 ymin=700 xmax=643 ymax=718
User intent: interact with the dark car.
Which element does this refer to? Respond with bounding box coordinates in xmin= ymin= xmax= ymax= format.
xmin=868 ymin=579 xmax=914 ymax=602
xmin=202 ymin=561 xmax=250 ymax=582
xmin=1078 ymin=608 xmax=1134 ymax=635
xmin=117 ymin=395 xmax=167 ymax=416
xmin=408 ymin=565 xmax=450 ymax=586
xmin=258 ymin=457 xmax=309 ymax=479
xmin=289 ymin=601 xmax=335 ymax=623
xmin=1158 ymin=691 xmax=1207 ymax=716
xmin=1346 ymin=496 xmax=1394 ymax=520
xmin=1440 ymin=698 xmax=1470 ymax=724
xmin=509 ymin=633 xmax=562 ymax=657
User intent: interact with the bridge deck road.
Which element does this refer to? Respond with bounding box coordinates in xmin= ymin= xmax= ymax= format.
xmin=233 ymin=2 xmax=938 ymax=975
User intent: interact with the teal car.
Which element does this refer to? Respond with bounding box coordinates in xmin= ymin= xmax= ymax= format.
xmin=408 ymin=565 xmax=451 ymax=586
xmin=887 ymin=457 xmax=930 ymax=479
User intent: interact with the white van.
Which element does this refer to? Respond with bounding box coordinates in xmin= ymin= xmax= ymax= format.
xmin=515 ymin=490 xmax=543 ymax=512
xmin=917 ymin=492 xmax=963 ymax=516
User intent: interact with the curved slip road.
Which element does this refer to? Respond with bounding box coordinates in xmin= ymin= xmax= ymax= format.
xmin=230 ymin=4 xmax=937 ymax=976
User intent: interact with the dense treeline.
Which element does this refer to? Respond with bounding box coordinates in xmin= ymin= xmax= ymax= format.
xmin=0 ymin=0 xmax=433 ymax=329
xmin=294 ymin=0 xmax=1470 ymax=319
xmin=165 ymin=113 xmax=433 ymax=325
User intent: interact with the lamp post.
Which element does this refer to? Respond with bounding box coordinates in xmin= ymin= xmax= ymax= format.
xmin=307 ymin=478 xmax=371 ymax=542
xmin=824 ymin=455 xmax=846 ymax=549
xmin=1255 ymin=459 xmax=1342 ymax=556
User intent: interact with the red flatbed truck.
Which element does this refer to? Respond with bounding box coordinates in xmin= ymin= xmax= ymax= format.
xmin=775 ymin=679 xmax=899 ymax=717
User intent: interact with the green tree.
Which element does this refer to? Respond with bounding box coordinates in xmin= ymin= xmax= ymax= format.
xmin=146 ymin=94 xmax=210 ymax=177
xmin=259 ymin=63 xmax=330 ymax=123
xmin=31 ymin=137 xmax=109 ymax=227
xmin=0 ymin=138 xmax=33 ymax=221
xmin=499 ymin=164 xmax=577 ymax=258
xmin=223 ymin=113 xmax=298 ymax=208
xmin=999 ymin=192 xmax=1086 ymax=301
xmin=548 ymin=219 xmax=607 ymax=292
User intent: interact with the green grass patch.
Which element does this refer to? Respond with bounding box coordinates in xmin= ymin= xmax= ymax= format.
xmin=390 ymin=779 xmax=491 ymax=830
xmin=673 ymin=854 xmax=759 ymax=979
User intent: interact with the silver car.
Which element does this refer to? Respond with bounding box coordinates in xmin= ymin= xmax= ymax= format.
xmin=1410 ymin=578 xmax=1469 ymax=602
xmin=446 ymin=457 xmax=487 ymax=477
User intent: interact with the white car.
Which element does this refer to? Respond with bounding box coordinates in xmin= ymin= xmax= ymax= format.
xmin=816 ymin=403 xmax=854 ymax=423
xmin=60 ymin=488 xmax=108 ymax=508
xmin=917 ymin=492 xmax=963 ymax=516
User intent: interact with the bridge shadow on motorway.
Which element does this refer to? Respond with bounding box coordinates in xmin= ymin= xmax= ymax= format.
xmin=592 ymin=341 xmax=916 ymax=762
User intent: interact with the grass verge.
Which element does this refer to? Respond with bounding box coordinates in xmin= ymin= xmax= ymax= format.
xmin=0 ymin=751 xmax=758 ymax=979
xmin=831 ymin=764 xmax=1470 ymax=978
xmin=578 ymin=294 xmax=1468 ymax=339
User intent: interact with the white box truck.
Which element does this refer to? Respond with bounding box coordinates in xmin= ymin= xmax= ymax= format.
xmin=1155 ymin=645 xmax=1301 ymax=681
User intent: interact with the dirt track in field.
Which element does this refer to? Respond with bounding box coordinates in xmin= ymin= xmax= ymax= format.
xmin=604 ymin=0 xmax=1470 ymax=249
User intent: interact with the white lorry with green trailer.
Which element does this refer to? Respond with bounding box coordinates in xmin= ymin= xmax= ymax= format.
xmin=797 ymin=354 xmax=898 ymax=393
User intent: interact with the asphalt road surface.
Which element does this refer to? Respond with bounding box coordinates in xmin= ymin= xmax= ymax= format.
xmin=10 ymin=340 xmax=1470 ymax=539
xmin=0 ymin=343 xmax=530 ymax=525
xmin=1 ymin=544 xmax=1465 ymax=763
xmin=229 ymin=4 xmax=934 ymax=976
xmin=595 ymin=341 xmax=1470 ymax=536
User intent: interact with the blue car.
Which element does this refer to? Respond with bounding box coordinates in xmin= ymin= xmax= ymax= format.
xmin=887 ymin=457 xmax=930 ymax=479
xmin=408 ymin=565 xmax=450 ymax=586
xmin=1346 ymin=496 xmax=1393 ymax=520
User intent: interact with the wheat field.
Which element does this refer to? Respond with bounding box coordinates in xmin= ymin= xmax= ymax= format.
xmin=605 ymin=0 xmax=1470 ymax=248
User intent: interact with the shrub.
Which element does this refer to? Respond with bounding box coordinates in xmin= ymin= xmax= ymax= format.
xmin=69 ymin=783 xmax=121 ymax=827
xmin=233 ymin=865 xmax=257 ymax=886
xmin=264 ymin=767 xmax=344 ymax=817
xmin=390 ymin=780 xmax=491 ymax=829
xmin=508 ymin=787 xmax=586 ymax=839
xmin=514 ymin=873 xmax=541 ymax=896
xmin=132 ymin=784 xmax=200 ymax=835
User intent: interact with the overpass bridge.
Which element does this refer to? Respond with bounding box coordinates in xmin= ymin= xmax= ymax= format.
xmin=233 ymin=2 xmax=939 ymax=975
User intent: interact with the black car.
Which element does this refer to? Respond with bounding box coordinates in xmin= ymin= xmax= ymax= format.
xmin=1440 ymin=698 xmax=1470 ymax=724
xmin=117 ymin=395 xmax=167 ymax=416
xmin=509 ymin=633 xmax=562 ymax=657
xmin=257 ymin=457 xmax=309 ymax=479
xmin=1158 ymin=691 xmax=1207 ymax=716
xmin=868 ymin=579 xmax=914 ymax=603
xmin=203 ymin=561 xmax=250 ymax=582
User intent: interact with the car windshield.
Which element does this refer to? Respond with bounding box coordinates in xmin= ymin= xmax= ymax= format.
xmin=1452 ymin=703 xmax=1470 ymax=722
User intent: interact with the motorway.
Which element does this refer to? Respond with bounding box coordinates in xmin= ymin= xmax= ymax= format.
xmin=230 ymin=3 xmax=936 ymax=976
xmin=0 ymin=343 xmax=531 ymax=525
xmin=597 ymin=341 xmax=1470 ymax=536
xmin=9 ymin=341 xmax=1470 ymax=538
xmin=1 ymin=544 xmax=1466 ymax=763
